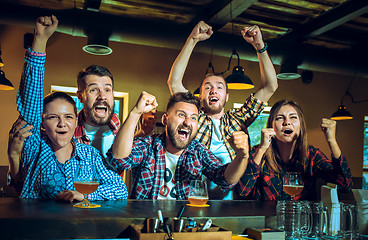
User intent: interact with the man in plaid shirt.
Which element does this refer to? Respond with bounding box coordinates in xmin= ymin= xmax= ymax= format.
xmin=167 ymin=21 xmax=278 ymax=199
xmin=109 ymin=91 xmax=250 ymax=199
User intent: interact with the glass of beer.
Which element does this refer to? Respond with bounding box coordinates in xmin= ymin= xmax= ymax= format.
xmin=283 ymin=172 xmax=303 ymax=200
xmin=188 ymin=180 xmax=209 ymax=206
xmin=73 ymin=164 xmax=100 ymax=208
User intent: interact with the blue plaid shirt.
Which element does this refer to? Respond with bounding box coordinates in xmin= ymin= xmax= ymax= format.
xmin=109 ymin=133 xmax=231 ymax=199
xmin=16 ymin=49 xmax=128 ymax=200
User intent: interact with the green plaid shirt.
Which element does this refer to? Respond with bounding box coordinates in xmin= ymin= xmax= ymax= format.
xmin=196 ymin=94 xmax=266 ymax=160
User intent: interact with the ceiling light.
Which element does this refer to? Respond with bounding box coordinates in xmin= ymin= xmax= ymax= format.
xmin=193 ymin=88 xmax=200 ymax=97
xmin=83 ymin=29 xmax=112 ymax=55
xmin=222 ymin=49 xmax=254 ymax=90
xmin=277 ymin=57 xmax=301 ymax=80
xmin=0 ymin=70 xmax=14 ymax=90
xmin=330 ymin=105 xmax=353 ymax=120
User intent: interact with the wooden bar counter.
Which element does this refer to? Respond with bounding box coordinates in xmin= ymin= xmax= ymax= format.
xmin=0 ymin=198 xmax=276 ymax=239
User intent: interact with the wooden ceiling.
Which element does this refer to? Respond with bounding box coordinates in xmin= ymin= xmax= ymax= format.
xmin=0 ymin=0 xmax=367 ymax=76
xmin=2 ymin=0 xmax=366 ymax=50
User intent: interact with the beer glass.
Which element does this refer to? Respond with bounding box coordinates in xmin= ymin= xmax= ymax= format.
xmin=283 ymin=172 xmax=303 ymax=200
xmin=188 ymin=180 xmax=209 ymax=206
xmin=73 ymin=164 xmax=100 ymax=208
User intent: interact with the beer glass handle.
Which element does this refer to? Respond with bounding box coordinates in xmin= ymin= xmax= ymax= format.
xmin=322 ymin=206 xmax=329 ymax=235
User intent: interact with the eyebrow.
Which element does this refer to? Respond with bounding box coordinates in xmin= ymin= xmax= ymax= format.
xmin=177 ymin=110 xmax=198 ymax=117
xmin=86 ymin=83 xmax=113 ymax=88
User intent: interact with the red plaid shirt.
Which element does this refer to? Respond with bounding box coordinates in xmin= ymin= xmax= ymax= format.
xmin=74 ymin=110 xmax=120 ymax=144
xmin=74 ymin=110 xmax=121 ymax=172
xmin=110 ymin=133 xmax=232 ymax=199
xmin=236 ymin=145 xmax=353 ymax=201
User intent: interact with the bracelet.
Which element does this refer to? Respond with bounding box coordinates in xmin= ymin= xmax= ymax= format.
xmin=257 ymin=43 xmax=268 ymax=53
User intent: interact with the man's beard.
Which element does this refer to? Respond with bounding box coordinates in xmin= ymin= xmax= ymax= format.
xmin=84 ymin=101 xmax=114 ymax=126
xmin=202 ymin=98 xmax=226 ymax=115
xmin=167 ymin=123 xmax=196 ymax=150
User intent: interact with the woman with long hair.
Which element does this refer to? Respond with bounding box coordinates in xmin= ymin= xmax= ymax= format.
xmin=236 ymin=100 xmax=352 ymax=200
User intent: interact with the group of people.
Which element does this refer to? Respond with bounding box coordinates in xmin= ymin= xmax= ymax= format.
xmin=6 ymin=15 xmax=352 ymax=203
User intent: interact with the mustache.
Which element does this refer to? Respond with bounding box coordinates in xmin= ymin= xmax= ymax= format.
xmin=177 ymin=124 xmax=192 ymax=133
xmin=93 ymin=101 xmax=112 ymax=110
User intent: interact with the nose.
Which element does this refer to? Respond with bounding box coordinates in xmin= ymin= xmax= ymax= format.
xmin=283 ymin=118 xmax=290 ymax=126
xmin=58 ymin=118 xmax=66 ymax=127
xmin=97 ymin=88 xmax=107 ymax=100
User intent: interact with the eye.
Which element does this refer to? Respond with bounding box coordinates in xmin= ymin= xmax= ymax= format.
xmin=89 ymin=88 xmax=98 ymax=93
xmin=105 ymin=88 xmax=112 ymax=93
xmin=190 ymin=116 xmax=198 ymax=121
xmin=47 ymin=115 xmax=57 ymax=119
xmin=178 ymin=112 xmax=185 ymax=118
xmin=66 ymin=115 xmax=75 ymax=119
xmin=275 ymin=116 xmax=283 ymax=121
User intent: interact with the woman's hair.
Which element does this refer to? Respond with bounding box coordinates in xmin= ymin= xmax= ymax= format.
xmin=43 ymin=91 xmax=77 ymax=116
xmin=263 ymin=100 xmax=308 ymax=172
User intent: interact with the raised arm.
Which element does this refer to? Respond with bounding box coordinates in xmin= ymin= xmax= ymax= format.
xmin=7 ymin=117 xmax=33 ymax=183
xmin=241 ymin=26 xmax=278 ymax=103
xmin=167 ymin=21 xmax=213 ymax=95
xmin=321 ymin=118 xmax=341 ymax=159
xmin=32 ymin=15 xmax=58 ymax=53
xmin=112 ymin=91 xmax=158 ymax=159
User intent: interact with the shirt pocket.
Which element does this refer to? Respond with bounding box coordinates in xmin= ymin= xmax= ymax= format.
xmin=184 ymin=157 xmax=203 ymax=180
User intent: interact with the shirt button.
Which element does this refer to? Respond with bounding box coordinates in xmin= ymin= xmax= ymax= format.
xmin=68 ymin=176 xmax=71 ymax=179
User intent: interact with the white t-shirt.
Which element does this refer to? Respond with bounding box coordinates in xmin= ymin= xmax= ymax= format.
xmin=83 ymin=123 xmax=115 ymax=159
xmin=209 ymin=119 xmax=233 ymax=200
xmin=158 ymin=151 xmax=179 ymax=200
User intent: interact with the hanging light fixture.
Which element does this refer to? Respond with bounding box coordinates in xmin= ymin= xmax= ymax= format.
xmin=330 ymin=104 xmax=353 ymax=120
xmin=193 ymin=88 xmax=200 ymax=97
xmin=330 ymin=75 xmax=368 ymax=120
xmin=0 ymin=70 xmax=14 ymax=90
xmin=0 ymin=47 xmax=14 ymax=90
xmin=223 ymin=49 xmax=254 ymax=89
xmin=221 ymin=0 xmax=254 ymax=90
xmin=277 ymin=57 xmax=302 ymax=80
xmin=83 ymin=26 xmax=112 ymax=55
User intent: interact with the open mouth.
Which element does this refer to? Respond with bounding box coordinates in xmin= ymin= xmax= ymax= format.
xmin=209 ymin=96 xmax=219 ymax=104
xmin=177 ymin=127 xmax=190 ymax=141
xmin=56 ymin=131 xmax=68 ymax=136
xmin=283 ymin=129 xmax=293 ymax=134
xmin=94 ymin=102 xmax=109 ymax=116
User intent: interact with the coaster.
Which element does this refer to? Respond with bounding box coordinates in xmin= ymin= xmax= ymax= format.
xmin=186 ymin=203 xmax=210 ymax=207
xmin=73 ymin=204 xmax=101 ymax=208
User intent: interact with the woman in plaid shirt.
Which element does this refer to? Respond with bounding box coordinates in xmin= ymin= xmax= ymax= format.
xmin=237 ymin=100 xmax=352 ymax=200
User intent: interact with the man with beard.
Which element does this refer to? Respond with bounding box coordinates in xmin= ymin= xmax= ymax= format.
xmin=74 ymin=65 xmax=119 ymax=171
xmin=109 ymin=91 xmax=250 ymax=199
xmin=167 ymin=21 xmax=278 ymax=200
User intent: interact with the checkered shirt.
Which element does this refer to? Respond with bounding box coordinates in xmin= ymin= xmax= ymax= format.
xmin=109 ymin=133 xmax=232 ymax=199
xmin=196 ymin=94 xmax=266 ymax=161
xmin=16 ymin=49 xmax=128 ymax=200
xmin=236 ymin=145 xmax=353 ymax=201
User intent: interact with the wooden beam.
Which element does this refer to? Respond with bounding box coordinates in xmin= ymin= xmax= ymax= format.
xmin=206 ymin=0 xmax=258 ymax=30
xmin=283 ymin=0 xmax=368 ymax=41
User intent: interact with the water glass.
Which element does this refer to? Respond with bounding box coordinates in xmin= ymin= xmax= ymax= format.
xmin=301 ymin=201 xmax=325 ymax=239
xmin=277 ymin=200 xmax=302 ymax=239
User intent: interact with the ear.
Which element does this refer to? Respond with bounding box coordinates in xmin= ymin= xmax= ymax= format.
xmin=162 ymin=113 xmax=168 ymax=126
xmin=76 ymin=90 xmax=83 ymax=102
xmin=225 ymin=92 xmax=229 ymax=102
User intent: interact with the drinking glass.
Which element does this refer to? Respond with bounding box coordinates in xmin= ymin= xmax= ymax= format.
xmin=188 ymin=180 xmax=209 ymax=206
xmin=73 ymin=164 xmax=100 ymax=208
xmin=283 ymin=172 xmax=303 ymax=200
